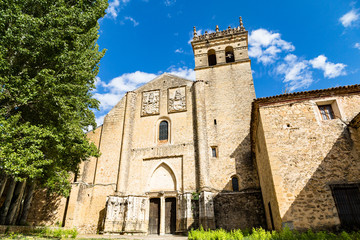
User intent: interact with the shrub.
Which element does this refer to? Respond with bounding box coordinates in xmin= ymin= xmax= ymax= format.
xmin=188 ymin=227 xmax=360 ymax=240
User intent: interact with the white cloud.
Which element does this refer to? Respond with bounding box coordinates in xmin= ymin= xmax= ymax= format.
xmin=93 ymin=92 xmax=123 ymax=111
xmin=106 ymin=71 xmax=157 ymax=93
xmin=94 ymin=68 xmax=194 ymax=112
xmin=340 ymin=9 xmax=360 ymax=27
xmin=164 ymin=0 xmax=176 ymax=6
xmin=94 ymin=76 xmax=106 ymax=88
xmin=309 ymin=55 xmax=347 ymax=78
xmin=248 ymin=29 xmax=295 ymax=65
xmin=167 ymin=67 xmax=195 ymax=80
xmin=355 ymin=42 xmax=360 ymax=50
xmin=247 ymin=28 xmax=347 ymax=91
xmin=96 ymin=115 xmax=106 ymax=126
xmin=175 ymin=48 xmax=184 ymax=53
xmin=276 ymin=54 xmax=314 ymax=91
xmin=94 ymin=71 xmax=156 ymax=111
xmin=124 ymin=16 xmax=139 ymax=27
xmin=106 ymin=0 xmax=130 ymax=19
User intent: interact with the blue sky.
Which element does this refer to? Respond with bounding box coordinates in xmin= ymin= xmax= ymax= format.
xmin=93 ymin=0 xmax=360 ymax=125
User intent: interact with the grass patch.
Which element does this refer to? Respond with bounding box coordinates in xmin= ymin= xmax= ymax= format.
xmin=2 ymin=227 xmax=78 ymax=239
xmin=188 ymin=226 xmax=360 ymax=240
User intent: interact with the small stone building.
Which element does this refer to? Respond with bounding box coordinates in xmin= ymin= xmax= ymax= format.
xmin=252 ymin=86 xmax=360 ymax=231
xmin=27 ymin=18 xmax=360 ymax=234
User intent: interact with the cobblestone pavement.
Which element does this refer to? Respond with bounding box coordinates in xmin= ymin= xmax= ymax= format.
xmin=77 ymin=234 xmax=188 ymax=240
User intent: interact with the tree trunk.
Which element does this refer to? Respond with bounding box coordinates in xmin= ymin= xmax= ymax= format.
xmin=0 ymin=176 xmax=8 ymax=200
xmin=11 ymin=181 xmax=27 ymax=225
xmin=0 ymin=178 xmax=16 ymax=224
xmin=6 ymin=181 xmax=26 ymax=225
xmin=18 ymin=182 xmax=35 ymax=226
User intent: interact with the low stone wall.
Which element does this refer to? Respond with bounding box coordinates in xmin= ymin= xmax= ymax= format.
xmin=213 ymin=190 xmax=266 ymax=230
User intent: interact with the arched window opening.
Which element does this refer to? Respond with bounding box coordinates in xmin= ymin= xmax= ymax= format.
xmin=159 ymin=120 xmax=169 ymax=141
xmin=225 ymin=46 xmax=235 ymax=63
xmin=208 ymin=49 xmax=217 ymax=66
xmin=232 ymin=176 xmax=239 ymax=192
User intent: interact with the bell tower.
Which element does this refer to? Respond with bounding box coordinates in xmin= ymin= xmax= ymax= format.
xmin=191 ymin=17 xmax=259 ymax=229
xmin=192 ymin=17 xmax=250 ymax=69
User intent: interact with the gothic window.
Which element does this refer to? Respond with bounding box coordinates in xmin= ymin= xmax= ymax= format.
xmin=232 ymin=176 xmax=239 ymax=191
xmin=159 ymin=120 xmax=169 ymax=141
xmin=225 ymin=46 xmax=235 ymax=63
xmin=318 ymin=105 xmax=335 ymax=120
xmin=208 ymin=49 xmax=217 ymax=66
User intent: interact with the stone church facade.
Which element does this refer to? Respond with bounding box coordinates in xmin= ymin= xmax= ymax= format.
xmin=27 ymin=18 xmax=360 ymax=234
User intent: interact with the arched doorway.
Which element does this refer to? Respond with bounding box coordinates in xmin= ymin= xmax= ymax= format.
xmin=148 ymin=163 xmax=177 ymax=235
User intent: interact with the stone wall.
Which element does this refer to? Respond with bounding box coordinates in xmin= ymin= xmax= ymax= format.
xmin=62 ymin=74 xmax=199 ymax=234
xmin=195 ymin=57 xmax=259 ymax=193
xmin=214 ymin=191 xmax=266 ymax=230
xmin=26 ymin=189 xmax=67 ymax=226
xmin=254 ymin=91 xmax=360 ymax=230
xmin=63 ymin=123 xmax=117 ymax=233
xmin=252 ymin=113 xmax=282 ymax=230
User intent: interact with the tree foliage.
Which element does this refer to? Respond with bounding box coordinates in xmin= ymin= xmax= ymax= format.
xmin=0 ymin=0 xmax=108 ymax=196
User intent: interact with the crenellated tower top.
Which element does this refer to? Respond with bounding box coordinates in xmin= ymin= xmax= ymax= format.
xmin=192 ymin=17 xmax=246 ymax=43
xmin=191 ymin=17 xmax=249 ymax=70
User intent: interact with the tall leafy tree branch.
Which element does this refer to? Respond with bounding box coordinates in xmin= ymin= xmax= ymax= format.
xmin=0 ymin=0 xmax=108 ymax=224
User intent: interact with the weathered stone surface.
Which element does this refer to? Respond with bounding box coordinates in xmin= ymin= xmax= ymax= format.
xmin=214 ymin=191 xmax=266 ymax=230
xmin=168 ymin=87 xmax=186 ymax=113
xmin=253 ymin=90 xmax=360 ymax=231
xmin=142 ymin=90 xmax=160 ymax=116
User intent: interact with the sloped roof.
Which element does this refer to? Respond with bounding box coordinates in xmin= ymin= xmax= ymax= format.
xmin=134 ymin=73 xmax=193 ymax=92
xmin=254 ymin=84 xmax=360 ymax=105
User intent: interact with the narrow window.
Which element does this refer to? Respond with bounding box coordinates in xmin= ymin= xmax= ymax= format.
xmin=318 ymin=105 xmax=335 ymax=120
xmin=232 ymin=177 xmax=239 ymax=191
xmin=159 ymin=121 xmax=168 ymax=141
xmin=211 ymin=146 xmax=218 ymax=158
xmin=208 ymin=49 xmax=217 ymax=66
xmin=214 ymin=119 xmax=217 ymax=125
xmin=225 ymin=46 xmax=235 ymax=63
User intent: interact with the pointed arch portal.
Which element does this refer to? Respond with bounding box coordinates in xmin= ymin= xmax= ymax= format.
xmin=149 ymin=163 xmax=176 ymax=192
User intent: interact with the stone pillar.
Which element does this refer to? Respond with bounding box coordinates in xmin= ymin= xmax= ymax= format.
xmin=216 ymin=50 xmax=226 ymax=65
xmin=103 ymin=196 xmax=127 ymax=233
xmin=124 ymin=196 xmax=148 ymax=233
xmin=193 ymin=80 xmax=210 ymax=190
xmin=177 ymin=193 xmax=194 ymax=233
xmin=116 ymin=91 xmax=137 ymax=194
xmin=160 ymin=196 xmax=165 ymax=235
xmin=184 ymin=193 xmax=195 ymax=230
xmin=104 ymin=196 xmax=147 ymax=234
xmin=199 ymin=191 xmax=215 ymax=230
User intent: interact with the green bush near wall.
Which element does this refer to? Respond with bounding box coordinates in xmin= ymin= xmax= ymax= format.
xmin=188 ymin=226 xmax=360 ymax=240
xmin=2 ymin=227 xmax=78 ymax=239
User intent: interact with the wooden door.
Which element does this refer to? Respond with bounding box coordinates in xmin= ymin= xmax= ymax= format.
xmin=165 ymin=198 xmax=176 ymax=234
xmin=149 ymin=198 xmax=160 ymax=234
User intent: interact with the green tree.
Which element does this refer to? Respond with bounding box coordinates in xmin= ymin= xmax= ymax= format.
xmin=0 ymin=0 xmax=107 ymax=224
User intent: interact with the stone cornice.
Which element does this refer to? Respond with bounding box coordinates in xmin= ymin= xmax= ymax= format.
xmin=194 ymin=58 xmax=251 ymax=71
